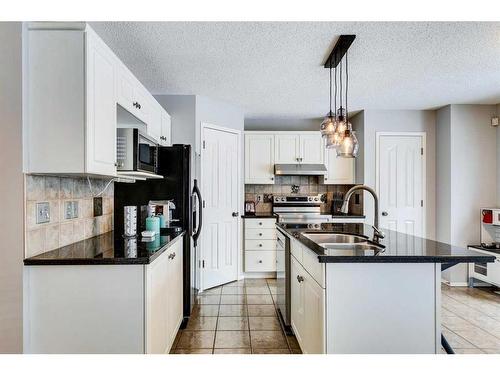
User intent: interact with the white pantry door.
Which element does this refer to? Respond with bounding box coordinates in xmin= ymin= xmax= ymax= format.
xmin=201 ymin=125 xmax=240 ymax=289
xmin=377 ymin=133 xmax=425 ymax=241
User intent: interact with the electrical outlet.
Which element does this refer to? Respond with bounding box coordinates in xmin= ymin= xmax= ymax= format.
xmin=64 ymin=201 xmax=79 ymax=219
xmin=36 ymin=202 xmax=50 ymax=224
xmin=93 ymin=197 xmax=103 ymax=217
xmin=256 ymin=194 xmax=263 ymax=203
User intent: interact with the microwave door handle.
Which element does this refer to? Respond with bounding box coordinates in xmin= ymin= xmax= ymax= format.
xmin=192 ymin=179 xmax=203 ymax=246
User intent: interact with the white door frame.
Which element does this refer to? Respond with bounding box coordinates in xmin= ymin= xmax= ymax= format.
xmin=199 ymin=122 xmax=242 ymax=292
xmin=375 ymin=131 xmax=427 ymax=238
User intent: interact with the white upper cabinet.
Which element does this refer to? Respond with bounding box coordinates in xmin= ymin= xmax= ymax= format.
xmin=274 ymin=132 xmax=324 ymax=164
xmin=323 ymin=147 xmax=355 ymax=184
xmin=245 ymin=133 xmax=275 ymax=184
xmin=160 ymin=111 xmax=172 ymax=146
xmin=85 ymin=29 xmax=117 ymax=176
xmin=146 ymin=99 xmax=162 ymax=142
xmin=275 ymin=134 xmax=300 ymax=164
xmin=299 ymin=133 xmax=324 ymax=164
xmin=25 ymin=23 xmax=171 ymax=177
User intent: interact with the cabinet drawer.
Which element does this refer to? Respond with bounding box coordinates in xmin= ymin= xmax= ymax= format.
xmin=245 ymin=218 xmax=276 ymax=229
xmin=245 ymin=251 xmax=276 ymax=272
xmin=245 ymin=239 xmax=276 ymax=251
xmin=291 ymin=238 xmax=303 ymax=264
xmin=302 ymin=247 xmax=325 ymax=288
xmin=245 ymin=228 xmax=276 ymax=240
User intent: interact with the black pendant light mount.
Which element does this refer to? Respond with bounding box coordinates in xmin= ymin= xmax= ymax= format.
xmin=323 ymin=35 xmax=356 ymax=69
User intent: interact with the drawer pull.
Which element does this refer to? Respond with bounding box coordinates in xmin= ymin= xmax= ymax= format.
xmin=259 ymin=222 xmax=263 ymax=225
xmin=258 ymin=260 xmax=263 ymax=263
xmin=297 ymin=275 xmax=304 ymax=283
xmin=259 ymin=244 xmax=263 ymax=247
xmin=259 ymin=233 xmax=263 ymax=236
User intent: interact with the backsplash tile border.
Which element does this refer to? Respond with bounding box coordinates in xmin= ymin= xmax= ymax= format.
xmin=25 ymin=175 xmax=114 ymax=258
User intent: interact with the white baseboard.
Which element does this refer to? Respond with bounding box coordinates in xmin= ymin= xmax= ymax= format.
xmin=441 ymin=279 xmax=468 ymax=287
xmin=242 ymin=272 xmax=276 ymax=279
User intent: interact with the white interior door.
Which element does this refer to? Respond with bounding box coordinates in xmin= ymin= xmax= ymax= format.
xmin=201 ymin=125 xmax=240 ymax=289
xmin=377 ymin=133 xmax=425 ymax=240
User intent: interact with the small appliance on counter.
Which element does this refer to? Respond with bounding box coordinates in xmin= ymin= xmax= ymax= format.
xmin=468 ymin=208 xmax=500 ymax=289
xmin=244 ymin=200 xmax=256 ymax=216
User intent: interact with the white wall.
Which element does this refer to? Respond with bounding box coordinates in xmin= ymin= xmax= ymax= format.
xmin=435 ymin=106 xmax=451 ymax=245
xmin=0 ymin=22 xmax=24 ymax=353
xmin=245 ymin=118 xmax=320 ymax=131
xmin=354 ymin=110 xmax=436 ymax=240
xmin=437 ymin=104 xmax=497 ymax=285
xmin=497 ymin=104 xmax=500 ymax=206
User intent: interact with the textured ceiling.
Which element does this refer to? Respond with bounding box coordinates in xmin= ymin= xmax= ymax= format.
xmin=91 ymin=22 xmax=500 ymax=119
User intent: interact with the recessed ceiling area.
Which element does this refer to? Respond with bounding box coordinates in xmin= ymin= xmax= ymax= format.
xmin=91 ymin=22 xmax=500 ymax=119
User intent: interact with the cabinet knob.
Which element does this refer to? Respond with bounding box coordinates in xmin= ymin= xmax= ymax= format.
xmin=259 ymin=243 xmax=263 ymax=247
xmin=271 ymin=177 xmax=274 ymax=181
xmin=258 ymin=260 xmax=263 ymax=263
xmin=259 ymin=233 xmax=263 ymax=236
xmin=382 ymin=211 xmax=388 ymax=216
xmin=259 ymin=222 xmax=262 ymax=225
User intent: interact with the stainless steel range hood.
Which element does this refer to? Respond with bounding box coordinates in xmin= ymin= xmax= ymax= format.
xmin=274 ymin=164 xmax=327 ymax=176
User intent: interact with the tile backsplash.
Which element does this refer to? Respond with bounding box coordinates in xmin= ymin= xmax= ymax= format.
xmin=25 ymin=175 xmax=114 ymax=257
xmin=245 ymin=176 xmax=363 ymax=215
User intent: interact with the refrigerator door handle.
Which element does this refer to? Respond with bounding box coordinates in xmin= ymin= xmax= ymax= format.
xmin=192 ymin=179 xmax=203 ymax=246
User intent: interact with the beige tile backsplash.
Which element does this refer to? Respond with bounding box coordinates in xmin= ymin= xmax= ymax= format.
xmin=25 ymin=175 xmax=114 ymax=257
xmin=245 ymin=176 xmax=363 ymax=215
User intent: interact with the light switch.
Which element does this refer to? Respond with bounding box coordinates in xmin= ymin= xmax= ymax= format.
xmin=36 ymin=202 xmax=50 ymax=224
xmin=65 ymin=201 xmax=79 ymax=219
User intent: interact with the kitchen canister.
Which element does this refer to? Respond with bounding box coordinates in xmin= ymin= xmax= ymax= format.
xmin=124 ymin=206 xmax=137 ymax=237
xmin=145 ymin=216 xmax=160 ymax=237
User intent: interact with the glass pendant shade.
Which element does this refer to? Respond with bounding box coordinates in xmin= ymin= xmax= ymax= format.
xmin=336 ymin=129 xmax=359 ymax=158
xmin=320 ymin=112 xmax=336 ymax=137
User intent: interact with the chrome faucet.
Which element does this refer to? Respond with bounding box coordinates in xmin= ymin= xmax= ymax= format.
xmin=340 ymin=184 xmax=385 ymax=242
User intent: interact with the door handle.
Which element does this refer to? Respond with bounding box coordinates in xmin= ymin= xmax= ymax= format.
xmin=232 ymin=212 xmax=239 ymax=217
xmin=382 ymin=211 xmax=388 ymax=216
xmin=297 ymin=275 xmax=304 ymax=283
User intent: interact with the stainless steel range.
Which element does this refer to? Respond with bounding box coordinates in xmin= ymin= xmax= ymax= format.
xmin=275 ymin=194 xmax=332 ymax=334
xmin=273 ymin=194 xmax=332 ymax=226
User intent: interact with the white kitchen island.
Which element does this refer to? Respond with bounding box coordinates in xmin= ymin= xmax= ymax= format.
xmin=277 ymin=223 xmax=495 ymax=354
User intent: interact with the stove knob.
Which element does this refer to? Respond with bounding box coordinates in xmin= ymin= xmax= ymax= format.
xmin=314 ymin=197 xmax=319 ymax=201
xmin=281 ymin=197 xmax=285 ymax=202
xmin=308 ymin=197 xmax=312 ymax=201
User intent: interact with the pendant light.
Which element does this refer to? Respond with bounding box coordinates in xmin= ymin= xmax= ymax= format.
xmin=325 ymin=64 xmax=339 ymax=148
xmin=320 ymin=61 xmax=336 ymax=140
xmin=336 ymin=51 xmax=359 ymax=158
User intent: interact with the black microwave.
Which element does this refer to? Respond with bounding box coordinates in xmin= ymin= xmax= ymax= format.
xmin=116 ymin=128 xmax=158 ymax=174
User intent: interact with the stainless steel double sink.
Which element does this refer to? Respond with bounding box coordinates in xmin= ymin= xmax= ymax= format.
xmin=301 ymin=232 xmax=385 ymax=255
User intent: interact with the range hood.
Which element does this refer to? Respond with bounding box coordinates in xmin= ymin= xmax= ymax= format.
xmin=274 ymin=164 xmax=327 ymax=176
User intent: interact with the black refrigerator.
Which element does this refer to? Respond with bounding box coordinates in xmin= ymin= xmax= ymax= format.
xmin=114 ymin=144 xmax=200 ymax=324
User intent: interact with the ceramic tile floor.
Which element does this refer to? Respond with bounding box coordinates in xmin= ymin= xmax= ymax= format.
xmin=170 ymin=278 xmax=301 ymax=354
xmin=171 ymin=280 xmax=500 ymax=354
xmin=441 ymin=284 xmax=500 ymax=354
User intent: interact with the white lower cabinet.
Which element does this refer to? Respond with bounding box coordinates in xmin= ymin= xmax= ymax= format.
xmin=24 ymin=235 xmax=184 ymax=354
xmin=145 ymin=237 xmax=183 ymax=354
xmin=291 ymin=253 xmax=326 ymax=354
xmin=244 ymin=218 xmax=277 ymax=272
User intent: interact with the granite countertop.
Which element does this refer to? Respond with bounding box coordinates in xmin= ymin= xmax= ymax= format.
xmin=23 ymin=230 xmax=185 ymax=265
xmin=277 ymin=222 xmax=496 ymax=264
xmin=467 ymin=244 xmax=500 ymax=255
xmin=241 ymin=213 xmax=278 ymax=219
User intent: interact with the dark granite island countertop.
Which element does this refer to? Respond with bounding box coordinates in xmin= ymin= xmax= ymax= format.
xmin=24 ymin=230 xmax=185 ymax=265
xmin=277 ymin=222 xmax=495 ymax=264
